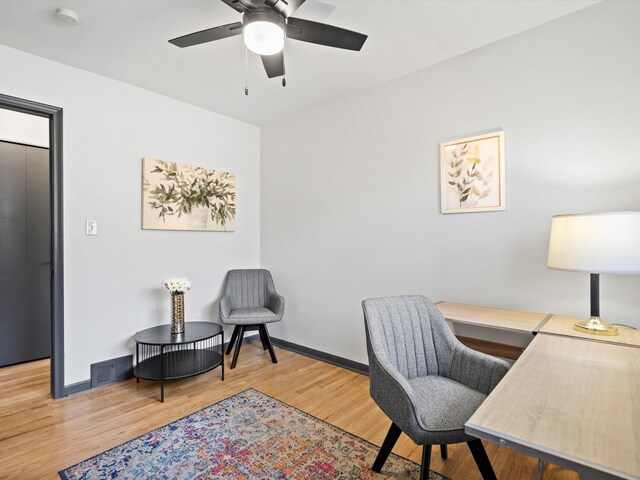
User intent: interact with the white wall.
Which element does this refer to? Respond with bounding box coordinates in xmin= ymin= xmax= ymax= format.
xmin=0 ymin=45 xmax=261 ymax=385
xmin=260 ymin=1 xmax=640 ymax=364
xmin=0 ymin=109 xmax=49 ymax=148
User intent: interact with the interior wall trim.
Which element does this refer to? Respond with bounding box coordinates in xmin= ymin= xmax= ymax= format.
xmin=270 ymin=337 xmax=369 ymax=375
xmin=0 ymin=93 xmax=64 ymax=399
xmin=63 ymin=380 xmax=91 ymax=396
xmin=269 ymin=335 xmax=516 ymax=375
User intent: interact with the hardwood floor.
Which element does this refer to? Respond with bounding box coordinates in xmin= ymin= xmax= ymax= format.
xmin=0 ymin=344 xmax=578 ymax=480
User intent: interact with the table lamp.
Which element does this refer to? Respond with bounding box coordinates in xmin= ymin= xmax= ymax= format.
xmin=547 ymin=212 xmax=640 ymax=336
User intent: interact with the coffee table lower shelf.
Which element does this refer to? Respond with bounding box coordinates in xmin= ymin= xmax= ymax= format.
xmin=133 ymin=322 xmax=225 ymax=402
xmin=134 ymin=349 xmax=222 ymax=380
xmin=134 ymin=349 xmax=223 ymax=402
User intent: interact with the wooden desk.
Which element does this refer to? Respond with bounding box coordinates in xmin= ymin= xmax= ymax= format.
xmin=466 ymin=334 xmax=640 ymax=480
xmin=437 ymin=302 xmax=551 ymax=334
xmin=539 ymin=314 xmax=640 ymax=349
xmin=436 ymin=302 xmax=552 ymax=360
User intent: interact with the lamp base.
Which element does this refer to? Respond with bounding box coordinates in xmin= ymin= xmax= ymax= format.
xmin=573 ymin=316 xmax=618 ymax=336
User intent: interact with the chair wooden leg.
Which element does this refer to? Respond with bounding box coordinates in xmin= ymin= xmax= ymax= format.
xmin=259 ymin=324 xmax=278 ymax=363
xmin=372 ymin=422 xmax=402 ymax=472
xmin=226 ymin=326 xmax=240 ymax=355
xmin=230 ymin=326 xmax=245 ymax=369
xmin=420 ymin=444 xmax=432 ymax=480
xmin=258 ymin=325 xmax=268 ymax=350
xmin=467 ymin=439 xmax=497 ymax=480
xmin=535 ymin=459 xmax=546 ymax=480
xmin=440 ymin=444 xmax=448 ymax=460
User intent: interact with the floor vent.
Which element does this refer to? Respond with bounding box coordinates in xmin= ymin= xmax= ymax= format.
xmin=90 ymin=355 xmax=133 ymax=388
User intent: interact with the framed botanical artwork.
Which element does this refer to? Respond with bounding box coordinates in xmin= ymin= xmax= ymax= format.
xmin=440 ymin=131 xmax=505 ymax=214
xmin=142 ymin=157 xmax=236 ymax=231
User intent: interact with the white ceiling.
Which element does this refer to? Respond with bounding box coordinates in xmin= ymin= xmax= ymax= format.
xmin=0 ymin=0 xmax=598 ymax=126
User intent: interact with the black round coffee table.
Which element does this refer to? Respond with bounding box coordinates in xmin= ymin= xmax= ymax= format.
xmin=133 ymin=322 xmax=224 ymax=402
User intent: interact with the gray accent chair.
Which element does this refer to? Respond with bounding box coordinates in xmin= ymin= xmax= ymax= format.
xmin=219 ymin=269 xmax=284 ymax=369
xmin=362 ymin=295 xmax=510 ymax=480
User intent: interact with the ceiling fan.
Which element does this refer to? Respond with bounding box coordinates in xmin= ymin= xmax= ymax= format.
xmin=169 ymin=0 xmax=368 ymax=80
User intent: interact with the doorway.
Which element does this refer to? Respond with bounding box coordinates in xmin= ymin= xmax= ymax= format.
xmin=0 ymin=93 xmax=64 ymax=398
xmin=0 ymin=140 xmax=50 ymax=364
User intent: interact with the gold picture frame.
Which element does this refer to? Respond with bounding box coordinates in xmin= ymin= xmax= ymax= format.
xmin=440 ymin=130 xmax=505 ymax=214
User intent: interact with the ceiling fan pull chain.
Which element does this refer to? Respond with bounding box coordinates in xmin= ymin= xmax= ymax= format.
xmin=245 ymin=45 xmax=249 ymax=96
xmin=282 ymin=41 xmax=286 ymax=87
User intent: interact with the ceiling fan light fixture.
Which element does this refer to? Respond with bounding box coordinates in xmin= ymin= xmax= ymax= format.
xmin=243 ymin=18 xmax=285 ymax=56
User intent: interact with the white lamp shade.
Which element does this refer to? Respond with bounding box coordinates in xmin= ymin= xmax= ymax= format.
xmin=547 ymin=212 xmax=640 ymax=274
xmin=243 ymin=21 xmax=284 ymax=56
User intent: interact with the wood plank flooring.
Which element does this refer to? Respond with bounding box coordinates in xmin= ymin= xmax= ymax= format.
xmin=0 ymin=343 xmax=578 ymax=480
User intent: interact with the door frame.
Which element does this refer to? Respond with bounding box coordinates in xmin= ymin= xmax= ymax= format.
xmin=0 ymin=93 xmax=64 ymax=399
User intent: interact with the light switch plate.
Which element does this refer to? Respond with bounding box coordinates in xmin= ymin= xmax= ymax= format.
xmin=85 ymin=219 xmax=98 ymax=236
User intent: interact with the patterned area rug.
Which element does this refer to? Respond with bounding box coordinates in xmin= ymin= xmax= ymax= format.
xmin=60 ymin=388 xmax=448 ymax=479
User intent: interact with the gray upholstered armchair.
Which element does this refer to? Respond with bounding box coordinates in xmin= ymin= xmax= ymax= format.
xmin=219 ymin=269 xmax=284 ymax=369
xmin=362 ymin=295 xmax=510 ymax=480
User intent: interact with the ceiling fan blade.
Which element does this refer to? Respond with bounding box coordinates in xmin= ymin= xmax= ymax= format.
xmin=265 ymin=0 xmax=306 ymax=18
xmin=286 ymin=18 xmax=367 ymax=51
xmin=261 ymin=51 xmax=285 ymax=78
xmin=169 ymin=22 xmax=243 ymax=48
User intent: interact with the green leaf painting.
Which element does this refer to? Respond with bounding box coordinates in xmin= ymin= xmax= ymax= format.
xmin=441 ymin=131 xmax=504 ymax=213
xmin=446 ymin=142 xmax=492 ymax=208
xmin=142 ymin=157 xmax=236 ymax=231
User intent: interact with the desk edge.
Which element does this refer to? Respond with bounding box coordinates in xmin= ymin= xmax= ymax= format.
xmin=441 ymin=317 xmax=535 ymax=335
xmin=436 ymin=301 xmax=548 ymax=335
xmin=532 ymin=314 xmax=553 ymax=335
xmin=536 ymin=330 xmax=640 ymax=349
xmin=465 ymin=422 xmax=637 ymax=480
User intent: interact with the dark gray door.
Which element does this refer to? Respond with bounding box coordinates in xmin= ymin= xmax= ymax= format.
xmin=0 ymin=141 xmax=50 ymax=366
